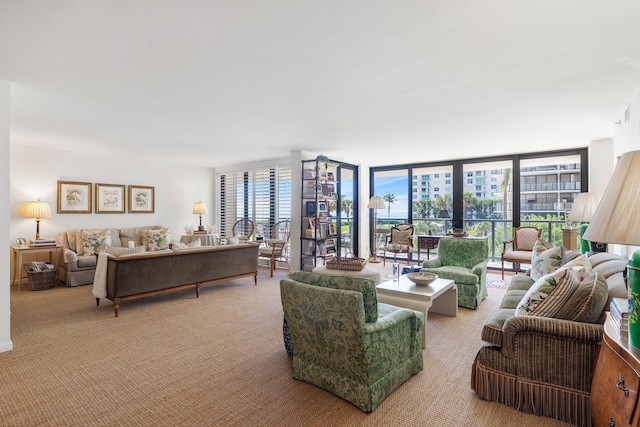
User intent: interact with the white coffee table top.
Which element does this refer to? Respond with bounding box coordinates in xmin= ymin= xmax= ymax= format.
xmin=376 ymin=275 xmax=455 ymax=299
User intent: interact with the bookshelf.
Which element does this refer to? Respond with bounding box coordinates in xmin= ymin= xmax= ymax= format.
xmin=300 ymin=156 xmax=341 ymax=271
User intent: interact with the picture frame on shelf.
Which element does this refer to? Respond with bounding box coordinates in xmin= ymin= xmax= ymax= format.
xmin=95 ymin=183 xmax=125 ymax=213
xmin=57 ymin=181 xmax=92 ymax=213
xmin=128 ymin=185 xmax=155 ymax=213
xmin=318 ymin=201 xmax=328 ymax=214
xmin=305 ymin=201 xmax=316 ymax=216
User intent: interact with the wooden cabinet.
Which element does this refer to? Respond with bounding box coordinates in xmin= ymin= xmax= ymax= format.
xmin=591 ymin=314 xmax=640 ymax=426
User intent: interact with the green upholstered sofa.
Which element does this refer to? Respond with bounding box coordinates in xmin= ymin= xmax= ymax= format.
xmin=420 ymin=237 xmax=489 ymax=309
xmin=280 ymin=271 xmax=423 ymax=412
xmin=471 ymin=251 xmax=628 ymax=427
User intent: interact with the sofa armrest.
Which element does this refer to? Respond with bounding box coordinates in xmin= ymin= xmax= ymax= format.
xmin=363 ymin=309 xmax=424 ymax=363
xmin=500 ymin=315 xmax=603 ymax=391
xmin=422 ymin=258 xmax=443 ymax=268
xmin=62 ymin=248 xmax=78 ymax=264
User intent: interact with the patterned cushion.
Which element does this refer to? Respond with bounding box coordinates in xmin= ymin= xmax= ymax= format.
xmin=555 ymin=272 xmax=609 ymax=323
xmin=392 ymin=229 xmax=412 ymax=246
xmin=515 ymin=267 xmax=581 ymax=317
xmin=562 ymin=254 xmax=592 ymax=282
xmin=105 ymin=245 xmax=146 ymax=258
xmin=172 ymin=239 xmax=201 ymax=249
xmin=141 ymin=228 xmax=170 ymax=251
xmin=81 ymin=229 xmax=112 ymax=256
xmin=530 ymin=239 xmax=564 ymax=280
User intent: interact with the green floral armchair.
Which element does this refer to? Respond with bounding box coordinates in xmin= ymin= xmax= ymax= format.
xmin=421 ymin=237 xmax=488 ymax=309
xmin=280 ymin=271 xmax=424 ymax=412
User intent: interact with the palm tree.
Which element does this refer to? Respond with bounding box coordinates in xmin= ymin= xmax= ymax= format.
xmin=383 ymin=193 xmax=396 ymax=219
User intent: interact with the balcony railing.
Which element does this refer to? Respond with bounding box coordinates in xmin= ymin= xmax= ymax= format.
xmin=374 ymin=217 xmax=574 ymax=270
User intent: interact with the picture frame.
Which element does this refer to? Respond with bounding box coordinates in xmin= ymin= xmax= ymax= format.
xmin=128 ymin=185 xmax=155 ymax=213
xmin=318 ymin=201 xmax=328 ymax=213
xmin=95 ymin=183 xmax=125 ymax=213
xmin=305 ymin=201 xmax=316 ymax=216
xmin=57 ymin=181 xmax=92 ymax=213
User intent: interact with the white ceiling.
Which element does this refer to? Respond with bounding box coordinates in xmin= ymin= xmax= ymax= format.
xmin=2 ymin=0 xmax=640 ymax=168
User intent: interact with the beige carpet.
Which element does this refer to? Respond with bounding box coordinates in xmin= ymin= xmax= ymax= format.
xmin=1 ymin=267 xmax=572 ymax=426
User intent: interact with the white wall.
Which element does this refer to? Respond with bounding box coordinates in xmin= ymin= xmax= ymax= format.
xmin=614 ymin=85 xmax=640 ymax=157
xmin=1 ymin=81 xmax=12 ymax=352
xmin=10 ymin=144 xmax=216 ymax=247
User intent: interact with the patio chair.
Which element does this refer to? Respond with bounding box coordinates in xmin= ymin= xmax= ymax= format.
xmin=500 ymin=226 xmax=542 ymax=279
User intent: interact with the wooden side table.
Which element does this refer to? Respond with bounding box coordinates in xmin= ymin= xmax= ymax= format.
xmin=416 ymin=235 xmax=444 ymax=261
xmin=11 ymin=245 xmax=63 ymax=290
xmin=591 ymin=313 xmax=640 ymax=426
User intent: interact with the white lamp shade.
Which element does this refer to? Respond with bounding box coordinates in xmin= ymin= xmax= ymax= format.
xmin=25 ymin=200 xmax=51 ymax=219
xmin=193 ymin=201 xmax=208 ymax=215
xmin=583 ymin=150 xmax=640 ymax=246
xmin=569 ymin=193 xmax=599 ymax=222
xmin=367 ymin=196 xmax=385 ymax=210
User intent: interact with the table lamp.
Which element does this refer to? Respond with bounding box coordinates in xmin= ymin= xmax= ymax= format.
xmin=583 ymin=150 xmax=640 ymax=348
xmin=25 ymin=199 xmax=52 ymax=240
xmin=569 ymin=192 xmax=600 ymax=253
xmin=193 ymin=201 xmax=208 ymax=232
xmin=438 ymin=209 xmax=450 ymax=234
xmin=367 ymin=196 xmax=386 ymax=263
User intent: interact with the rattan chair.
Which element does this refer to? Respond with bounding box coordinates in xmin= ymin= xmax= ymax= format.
xmin=232 ymin=218 xmax=255 ymax=243
xmin=500 ymin=226 xmax=542 ymax=279
xmin=258 ymin=220 xmax=291 ymax=277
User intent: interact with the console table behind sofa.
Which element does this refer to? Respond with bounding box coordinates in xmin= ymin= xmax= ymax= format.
xmin=101 ymin=243 xmax=259 ymax=316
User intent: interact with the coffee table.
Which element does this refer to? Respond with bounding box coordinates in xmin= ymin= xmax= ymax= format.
xmin=376 ymin=275 xmax=457 ymax=349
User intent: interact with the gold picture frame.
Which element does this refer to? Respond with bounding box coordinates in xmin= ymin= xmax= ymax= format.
xmin=57 ymin=181 xmax=92 ymax=213
xmin=128 ymin=185 xmax=155 ymax=213
xmin=95 ymin=183 xmax=126 ymax=213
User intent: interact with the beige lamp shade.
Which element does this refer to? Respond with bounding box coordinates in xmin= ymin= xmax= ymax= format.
xmin=25 ymin=199 xmax=51 ymax=240
xmin=193 ymin=201 xmax=208 ymax=215
xmin=367 ymin=196 xmax=385 ymax=210
xmin=25 ymin=200 xmax=52 ymax=219
xmin=569 ymin=192 xmax=599 ymax=223
xmin=583 ymin=150 xmax=640 ymax=246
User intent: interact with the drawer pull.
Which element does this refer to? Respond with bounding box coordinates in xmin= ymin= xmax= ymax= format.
xmin=616 ymin=374 xmax=630 ymax=397
xmin=609 ymin=417 xmax=615 ymax=426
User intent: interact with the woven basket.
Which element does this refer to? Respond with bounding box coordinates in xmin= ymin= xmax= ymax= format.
xmin=326 ymin=256 xmax=366 ymax=271
xmin=25 ymin=268 xmax=56 ymax=291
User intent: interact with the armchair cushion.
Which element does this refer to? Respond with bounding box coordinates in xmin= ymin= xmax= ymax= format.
xmin=515 ymin=267 xmax=581 ymax=317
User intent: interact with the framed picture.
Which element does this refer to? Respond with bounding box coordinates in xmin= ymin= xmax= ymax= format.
xmin=318 ymin=201 xmax=328 ymax=213
xmin=95 ymin=183 xmax=125 ymax=213
xmin=57 ymin=181 xmax=92 ymax=213
xmin=305 ymin=201 xmax=316 ymax=216
xmin=128 ymin=185 xmax=155 ymax=213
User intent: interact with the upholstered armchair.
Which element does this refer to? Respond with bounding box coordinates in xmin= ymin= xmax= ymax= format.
xmin=383 ymin=223 xmax=414 ymax=266
xmin=280 ymin=271 xmax=424 ymax=412
xmin=501 ymin=226 xmax=542 ymax=279
xmin=420 ymin=237 xmax=488 ymax=309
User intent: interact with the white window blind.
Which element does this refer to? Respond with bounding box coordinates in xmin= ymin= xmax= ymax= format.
xmin=218 ymin=164 xmax=291 ymax=238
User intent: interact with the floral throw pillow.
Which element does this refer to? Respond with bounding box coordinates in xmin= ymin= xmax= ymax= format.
xmin=561 ymin=254 xmax=592 ymax=282
xmin=530 ymin=239 xmax=564 ymax=280
xmin=141 ymin=228 xmax=170 ymax=251
xmin=515 ymin=266 xmax=581 ymax=317
xmin=172 ymin=239 xmax=201 ymax=249
xmin=81 ymin=229 xmax=112 ymax=256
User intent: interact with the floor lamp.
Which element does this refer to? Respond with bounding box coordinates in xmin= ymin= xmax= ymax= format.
xmin=367 ymin=196 xmax=386 ymax=263
xmin=583 ymin=150 xmax=640 ymax=348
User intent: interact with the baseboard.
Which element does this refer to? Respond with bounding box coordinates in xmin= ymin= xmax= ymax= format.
xmin=0 ymin=339 xmax=14 ymax=353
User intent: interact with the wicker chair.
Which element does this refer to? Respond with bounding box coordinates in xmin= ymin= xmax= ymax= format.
xmin=232 ymin=218 xmax=255 ymax=243
xmin=500 ymin=226 xmax=542 ymax=279
xmin=258 ymin=220 xmax=291 ymax=277
xmin=383 ymin=223 xmax=414 ymax=266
